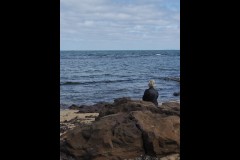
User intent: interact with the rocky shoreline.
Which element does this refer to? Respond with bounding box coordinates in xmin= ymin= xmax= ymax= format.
xmin=60 ymin=97 xmax=180 ymax=160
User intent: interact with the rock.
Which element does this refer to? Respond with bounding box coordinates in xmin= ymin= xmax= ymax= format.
xmin=113 ymin=97 xmax=131 ymax=105
xmin=131 ymin=111 xmax=180 ymax=157
xmin=77 ymin=102 xmax=112 ymax=113
xmin=68 ymin=102 xmax=112 ymax=113
xmin=95 ymin=99 xmax=180 ymax=118
xmin=159 ymin=102 xmax=180 ymax=116
xmin=173 ymin=92 xmax=180 ymax=96
xmin=60 ymin=151 xmax=75 ymax=160
xmin=85 ymin=115 xmax=98 ymax=118
xmin=132 ymin=154 xmax=180 ymax=160
xmin=160 ymin=154 xmax=180 ymax=160
xmin=97 ymin=99 xmax=162 ymax=120
xmin=60 ymin=110 xmax=180 ymax=159
xmin=69 ymin=104 xmax=80 ymax=110
xmin=60 ymin=98 xmax=180 ymax=159
xmin=60 ymin=124 xmax=69 ymax=133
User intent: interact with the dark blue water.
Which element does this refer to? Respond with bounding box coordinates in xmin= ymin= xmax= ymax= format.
xmin=60 ymin=50 xmax=180 ymax=108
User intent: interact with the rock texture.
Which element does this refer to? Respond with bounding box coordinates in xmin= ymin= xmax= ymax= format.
xmin=60 ymin=98 xmax=180 ymax=160
xmin=69 ymin=102 xmax=112 ymax=113
xmin=60 ymin=111 xmax=99 ymax=136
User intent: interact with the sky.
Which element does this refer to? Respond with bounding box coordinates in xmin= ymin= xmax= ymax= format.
xmin=60 ymin=0 xmax=180 ymax=50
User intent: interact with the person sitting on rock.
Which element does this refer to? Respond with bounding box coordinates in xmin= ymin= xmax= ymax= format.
xmin=142 ymin=80 xmax=159 ymax=106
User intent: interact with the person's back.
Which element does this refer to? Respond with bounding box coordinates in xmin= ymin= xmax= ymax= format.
xmin=142 ymin=80 xmax=159 ymax=106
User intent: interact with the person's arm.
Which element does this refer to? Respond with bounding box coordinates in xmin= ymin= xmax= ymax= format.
xmin=143 ymin=89 xmax=151 ymax=101
xmin=142 ymin=90 xmax=148 ymax=100
xmin=142 ymin=91 xmax=146 ymax=100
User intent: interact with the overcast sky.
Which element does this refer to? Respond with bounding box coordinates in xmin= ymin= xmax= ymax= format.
xmin=60 ymin=0 xmax=180 ymax=50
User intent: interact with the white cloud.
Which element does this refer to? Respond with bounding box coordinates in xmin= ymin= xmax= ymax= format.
xmin=60 ymin=0 xmax=180 ymax=50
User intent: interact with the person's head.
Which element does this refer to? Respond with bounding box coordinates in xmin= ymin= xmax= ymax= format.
xmin=148 ymin=79 xmax=156 ymax=88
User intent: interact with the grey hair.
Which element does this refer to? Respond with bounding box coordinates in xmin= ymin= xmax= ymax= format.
xmin=148 ymin=80 xmax=156 ymax=88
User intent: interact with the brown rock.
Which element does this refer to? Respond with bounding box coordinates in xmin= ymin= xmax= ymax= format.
xmin=69 ymin=104 xmax=80 ymax=110
xmin=113 ymin=97 xmax=131 ymax=105
xmin=60 ymin=112 xmax=179 ymax=159
xmin=131 ymin=111 xmax=180 ymax=156
xmin=77 ymin=102 xmax=112 ymax=113
xmin=60 ymin=99 xmax=180 ymax=160
xmin=159 ymin=102 xmax=180 ymax=116
xmin=97 ymin=99 xmax=162 ymax=119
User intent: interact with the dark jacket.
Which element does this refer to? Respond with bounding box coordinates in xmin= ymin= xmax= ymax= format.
xmin=142 ymin=87 xmax=159 ymax=106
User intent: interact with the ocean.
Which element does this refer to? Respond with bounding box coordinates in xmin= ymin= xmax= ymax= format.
xmin=60 ymin=50 xmax=180 ymax=108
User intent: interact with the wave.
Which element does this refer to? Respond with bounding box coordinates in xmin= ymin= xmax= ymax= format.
xmin=162 ymin=77 xmax=180 ymax=82
xmin=149 ymin=76 xmax=180 ymax=82
xmin=61 ymin=79 xmax=138 ymax=86
xmin=61 ymin=76 xmax=180 ymax=86
xmin=60 ymin=82 xmax=82 ymax=85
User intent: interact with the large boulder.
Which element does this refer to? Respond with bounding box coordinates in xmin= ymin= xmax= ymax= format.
xmin=97 ymin=98 xmax=180 ymax=119
xmin=68 ymin=98 xmax=180 ymax=117
xmin=60 ymin=111 xmax=180 ymax=160
xmin=159 ymin=102 xmax=180 ymax=116
xmin=97 ymin=98 xmax=162 ymax=119
xmin=131 ymin=111 xmax=180 ymax=156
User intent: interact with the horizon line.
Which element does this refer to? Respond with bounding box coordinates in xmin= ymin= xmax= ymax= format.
xmin=60 ymin=49 xmax=180 ymax=51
